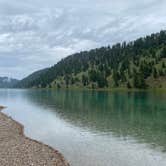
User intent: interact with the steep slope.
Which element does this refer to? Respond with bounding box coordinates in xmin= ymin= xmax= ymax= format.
xmin=16 ymin=30 xmax=166 ymax=89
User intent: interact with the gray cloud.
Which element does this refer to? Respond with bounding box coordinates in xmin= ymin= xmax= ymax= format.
xmin=0 ymin=0 xmax=166 ymax=78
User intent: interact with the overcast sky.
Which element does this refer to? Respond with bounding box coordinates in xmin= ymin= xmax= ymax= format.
xmin=0 ymin=0 xmax=166 ymax=79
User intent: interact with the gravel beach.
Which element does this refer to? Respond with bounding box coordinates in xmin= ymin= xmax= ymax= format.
xmin=0 ymin=107 xmax=69 ymax=166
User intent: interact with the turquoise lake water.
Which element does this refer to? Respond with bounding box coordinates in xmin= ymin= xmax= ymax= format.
xmin=0 ymin=89 xmax=166 ymax=166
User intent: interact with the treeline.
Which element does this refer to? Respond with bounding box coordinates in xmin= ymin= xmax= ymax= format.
xmin=16 ymin=30 xmax=166 ymax=89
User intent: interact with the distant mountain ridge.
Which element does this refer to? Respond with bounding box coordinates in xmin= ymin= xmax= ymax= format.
xmin=16 ymin=30 xmax=166 ymax=89
xmin=0 ymin=77 xmax=19 ymax=88
xmin=16 ymin=68 xmax=49 ymax=88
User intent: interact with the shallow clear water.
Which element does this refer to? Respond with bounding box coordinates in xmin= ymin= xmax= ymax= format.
xmin=0 ymin=89 xmax=166 ymax=166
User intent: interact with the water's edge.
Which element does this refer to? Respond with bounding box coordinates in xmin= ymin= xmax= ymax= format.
xmin=0 ymin=106 xmax=70 ymax=166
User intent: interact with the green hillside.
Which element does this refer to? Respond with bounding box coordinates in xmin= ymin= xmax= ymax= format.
xmin=16 ymin=30 xmax=166 ymax=90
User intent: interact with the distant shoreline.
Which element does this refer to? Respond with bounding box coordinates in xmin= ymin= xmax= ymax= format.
xmin=0 ymin=106 xmax=69 ymax=166
xmin=11 ymin=87 xmax=166 ymax=93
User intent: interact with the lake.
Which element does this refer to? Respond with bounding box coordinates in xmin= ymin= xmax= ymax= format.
xmin=0 ymin=89 xmax=166 ymax=166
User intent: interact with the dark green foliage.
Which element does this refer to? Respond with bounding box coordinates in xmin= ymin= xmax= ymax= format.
xmin=91 ymin=83 xmax=97 ymax=89
xmin=120 ymin=70 xmax=127 ymax=82
xmin=133 ymin=71 xmax=147 ymax=89
xmin=112 ymin=70 xmax=120 ymax=87
xmin=57 ymin=83 xmax=61 ymax=89
xmin=127 ymin=81 xmax=132 ymax=89
xmin=71 ymin=77 xmax=75 ymax=85
xmin=96 ymin=74 xmax=108 ymax=88
xmin=162 ymin=62 xmax=165 ymax=68
xmin=89 ymin=70 xmax=98 ymax=82
xmin=64 ymin=75 xmax=70 ymax=88
xmin=139 ymin=61 xmax=152 ymax=79
xmin=88 ymin=70 xmax=107 ymax=88
xmin=160 ymin=47 xmax=166 ymax=58
xmin=82 ymin=74 xmax=89 ymax=86
xmin=15 ymin=30 xmax=166 ymax=89
xmin=159 ymin=69 xmax=164 ymax=76
xmin=153 ymin=67 xmax=158 ymax=78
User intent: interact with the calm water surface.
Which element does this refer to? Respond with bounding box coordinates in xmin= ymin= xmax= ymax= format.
xmin=0 ymin=89 xmax=166 ymax=166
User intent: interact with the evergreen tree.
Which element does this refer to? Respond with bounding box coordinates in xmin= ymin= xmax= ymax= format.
xmin=112 ymin=70 xmax=120 ymax=87
xmin=64 ymin=75 xmax=70 ymax=88
xmin=97 ymin=74 xmax=108 ymax=88
xmin=162 ymin=62 xmax=165 ymax=68
xmin=161 ymin=47 xmax=166 ymax=58
xmin=127 ymin=81 xmax=132 ymax=89
xmin=153 ymin=67 xmax=158 ymax=78
xmin=82 ymin=74 xmax=88 ymax=86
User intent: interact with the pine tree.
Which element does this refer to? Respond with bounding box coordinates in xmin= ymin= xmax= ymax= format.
xmin=112 ymin=70 xmax=119 ymax=87
xmin=153 ymin=67 xmax=158 ymax=78
xmin=127 ymin=81 xmax=132 ymax=89
xmin=82 ymin=74 xmax=88 ymax=86
xmin=162 ymin=61 xmax=165 ymax=68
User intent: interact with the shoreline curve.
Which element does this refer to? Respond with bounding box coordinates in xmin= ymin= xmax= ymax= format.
xmin=0 ymin=106 xmax=70 ymax=166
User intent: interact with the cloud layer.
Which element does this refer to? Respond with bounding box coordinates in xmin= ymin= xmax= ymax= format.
xmin=0 ymin=0 xmax=166 ymax=79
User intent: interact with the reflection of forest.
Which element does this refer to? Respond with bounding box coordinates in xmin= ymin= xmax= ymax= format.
xmin=25 ymin=90 xmax=166 ymax=151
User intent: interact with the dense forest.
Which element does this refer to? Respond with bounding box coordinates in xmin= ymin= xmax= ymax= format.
xmin=16 ymin=30 xmax=166 ymax=89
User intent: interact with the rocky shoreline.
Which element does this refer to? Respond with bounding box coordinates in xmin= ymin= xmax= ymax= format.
xmin=0 ymin=106 xmax=69 ymax=166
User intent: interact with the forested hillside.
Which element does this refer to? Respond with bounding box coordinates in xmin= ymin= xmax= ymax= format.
xmin=16 ymin=30 xmax=166 ymax=89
